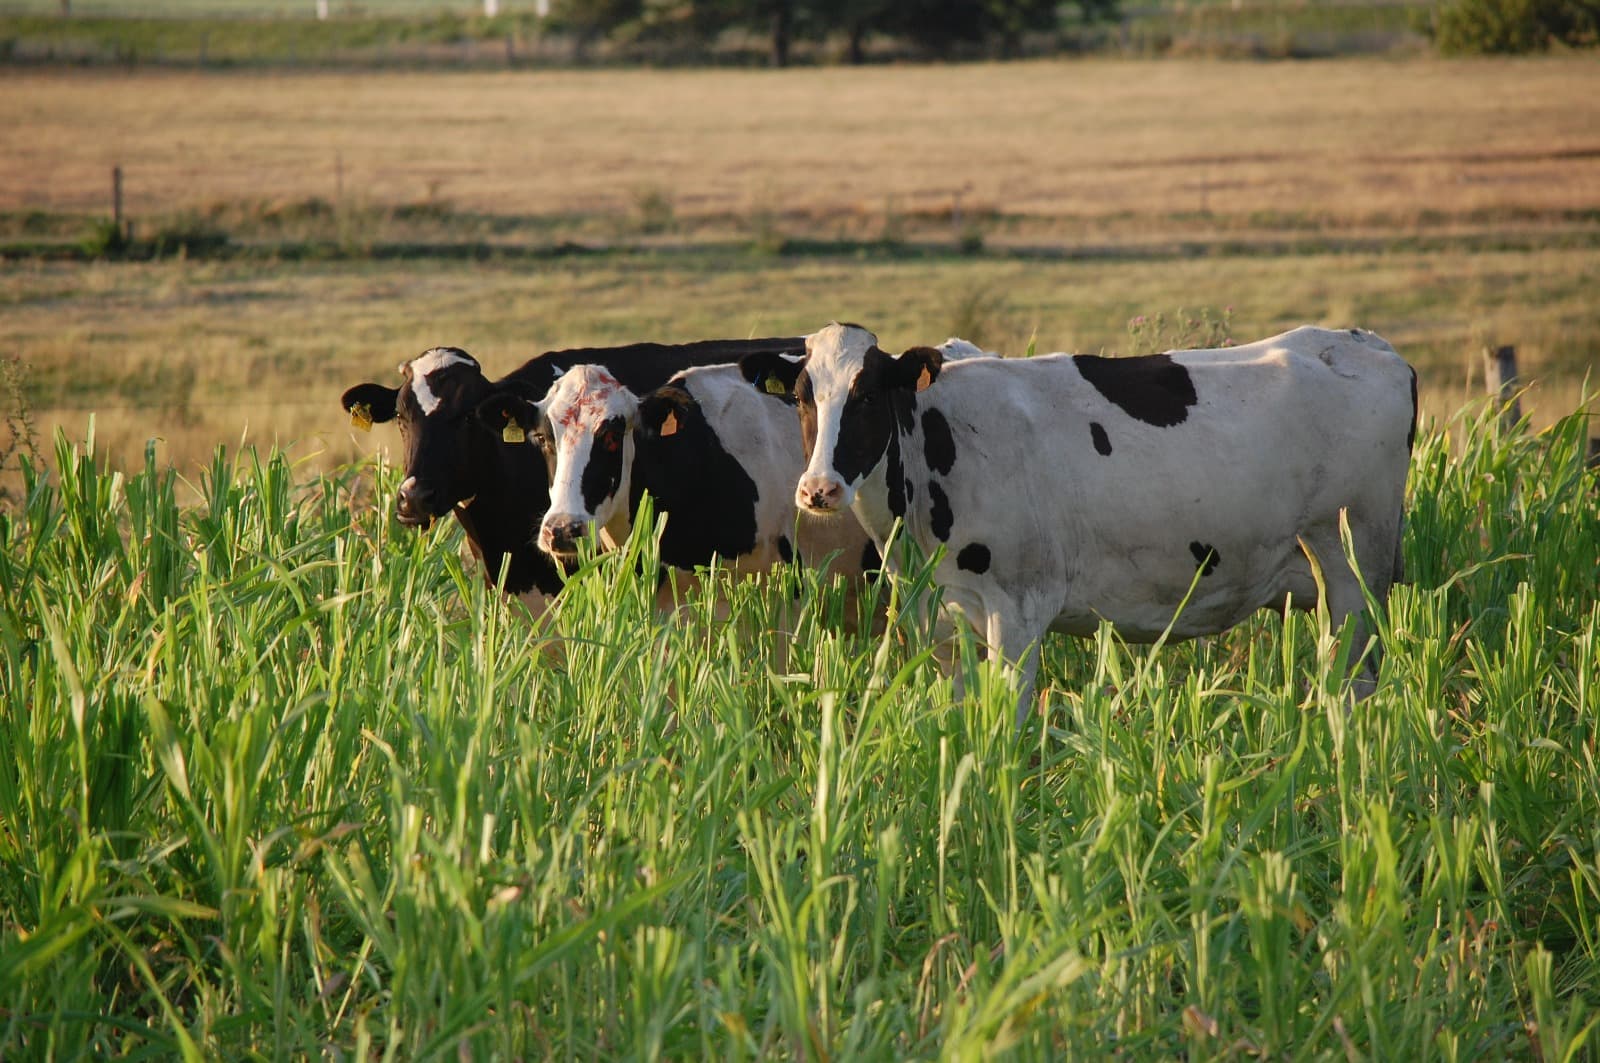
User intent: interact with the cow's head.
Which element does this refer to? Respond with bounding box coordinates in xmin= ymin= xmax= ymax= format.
xmin=477 ymin=365 xmax=640 ymax=561
xmin=744 ymin=323 xmax=940 ymax=516
xmin=340 ymin=346 xmax=532 ymax=529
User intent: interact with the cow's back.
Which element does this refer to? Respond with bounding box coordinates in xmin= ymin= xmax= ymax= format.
xmin=506 ymin=337 xmax=805 ymax=399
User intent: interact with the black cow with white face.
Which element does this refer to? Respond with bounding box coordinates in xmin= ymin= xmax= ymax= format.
xmin=338 ymin=338 xmax=805 ymax=611
xmin=751 ymin=322 xmax=1417 ymax=725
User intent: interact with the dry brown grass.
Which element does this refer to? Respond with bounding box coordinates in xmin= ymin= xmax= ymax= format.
xmin=3 ymin=57 xmax=1597 ymax=488
xmin=5 ymin=57 xmax=1599 ymax=224
xmin=5 ymin=245 xmax=1594 ymax=489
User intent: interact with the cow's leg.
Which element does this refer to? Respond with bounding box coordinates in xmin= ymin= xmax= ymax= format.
xmin=980 ymin=600 xmax=1046 ymax=730
xmin=1299 ymin=530 xmax=1380 ymax=699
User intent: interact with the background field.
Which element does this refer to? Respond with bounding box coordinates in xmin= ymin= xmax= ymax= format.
xmin=2 ymin=57 xmax=1598 ymax=485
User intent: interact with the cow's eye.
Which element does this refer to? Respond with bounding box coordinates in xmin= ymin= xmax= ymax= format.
xmin=533 ymin=430 xmax=552 ymax=452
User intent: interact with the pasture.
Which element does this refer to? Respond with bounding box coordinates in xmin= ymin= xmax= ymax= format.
xmin=3 ymin=52 xmax=1600 ymax=1057
xmin=2 ymin=393 xmax=1599 ymax=1057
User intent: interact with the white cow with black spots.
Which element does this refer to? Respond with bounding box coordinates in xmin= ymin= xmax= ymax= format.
xmin=744 ymin=322 xmax=1417 ymax=725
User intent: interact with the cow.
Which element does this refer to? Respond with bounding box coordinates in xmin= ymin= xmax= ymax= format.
xmin=338 ymin=337 xmax=804 ymax=612
xmin=471 ymin=360 xmax=876 ymax=599
xmin=743 ymin=322 xmax=1417 ymax=725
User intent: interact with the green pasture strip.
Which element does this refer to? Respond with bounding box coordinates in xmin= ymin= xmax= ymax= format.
xmin=10 ymin=200 xmax=1600 ymax=266
xmin=1 ymin=399 xmax=1597 ymax=1056
xmin=0 ymin=11 xmax=542 ymax=66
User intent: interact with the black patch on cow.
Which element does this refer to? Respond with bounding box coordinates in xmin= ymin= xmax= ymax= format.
xmin=1406 ymin=366 xmax=1418 ymax=451
xmin=812 ymin=347 xmax=921 ymax=490
xmin=904 ymin=479 xmax=915 ymax=503
xmin=631 ymin=391 xmax=760 ymax=570
xmin=861 ymin=539 xmax=882 ymax=579
xmin=1074 ymin=353 xmax=1198 ymax=428
xmin=1189 ymin=541 xmax=1221 ymax=577
xmin=580 ymin=415 xmax=627 ymax=517
xmin=778 ymin=535 xmax=794 ymax=563
xmin=928 ymin=481 xmax=954 ymax=542
xmin=894 ymin=390 xmax=918 ymax=434
xmin=1090 ymin=421 xmax=1113 ymax=456
xmin=922 ymin=408 xmax=957 ymax=475
xmin=956 ymin=542 xmax=991 ymax=574
xmin=885 ymin=432 xmax=907 ymax=520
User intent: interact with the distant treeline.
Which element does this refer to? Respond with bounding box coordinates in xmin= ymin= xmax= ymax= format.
xmin=543 ymin=0 xmax=1118 ymax=67
xmin=1 ymin=0 xmax=1592 ymax=66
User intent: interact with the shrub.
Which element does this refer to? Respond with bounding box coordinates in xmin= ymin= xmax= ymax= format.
xmin=1426 ymin=0 xmax=1599 ymax=53
xmin=79 ymin=217 xmax=129 ymax=259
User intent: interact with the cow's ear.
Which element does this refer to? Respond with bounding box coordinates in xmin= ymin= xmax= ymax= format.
xmin=638 ymin=390 xmax=689 ymax=440
xmin=341 ymin=383 xmax=398 ymax=428
xmin=895 ymin=346 xmax=943 ymax=392
xmin=739 ymin=351 xmax=804 ymax=402
xmin=473 ymin=391 xmax=541 ymax=443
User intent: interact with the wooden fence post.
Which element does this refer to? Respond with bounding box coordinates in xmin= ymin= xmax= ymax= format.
xmin=1483 ymin=344 xmax=1521 ymax=431
xmin=112 ymin=165 xmax=124 ymax=238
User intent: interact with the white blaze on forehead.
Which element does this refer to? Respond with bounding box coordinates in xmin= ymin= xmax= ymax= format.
xmin=542 ymin=365 xmax=638 ymax=521
xmin=543 ymin=365 xmax=634 ymax=432
xmin=801 ymin=323 xmax=876 ymax=483
xmin=406 ymin=347 xmax=477 ymax=416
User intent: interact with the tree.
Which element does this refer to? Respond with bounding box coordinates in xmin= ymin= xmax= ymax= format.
xmin=1429 ymin=0 xmax=1599 ymax=52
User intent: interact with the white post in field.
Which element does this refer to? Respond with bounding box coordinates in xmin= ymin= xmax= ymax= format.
xmin=484 ymin=0 xmax=499 ymax=15
xmin=315 ymin=0 xmax=329 ymax=19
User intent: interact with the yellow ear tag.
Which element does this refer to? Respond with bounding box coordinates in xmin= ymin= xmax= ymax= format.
xmin=349 ymin=402 xmax=373 ymax=432
xmin=763 ymin=375 xmax=788 ymax=397
xmin=502 ymin=420 xmax=526 ymax=445
xmin=915 ymin=366 xmax=933 ymax=392
xmin=660 ymin=410 xmax=679 ymax=437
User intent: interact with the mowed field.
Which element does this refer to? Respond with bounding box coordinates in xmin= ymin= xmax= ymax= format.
xmin=5 ymin=56 xmax=1600 ymax=1060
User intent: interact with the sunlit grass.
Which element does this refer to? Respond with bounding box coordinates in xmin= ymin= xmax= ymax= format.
xmin=2 ymin=397 xmax=1597 ymax=1056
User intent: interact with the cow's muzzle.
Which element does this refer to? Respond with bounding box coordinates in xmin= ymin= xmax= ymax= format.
xmin=796 ymin=475 xmax=848 ymax=515
xmin=540 ymin=514 xmax=590 ymax=557
xmin=395 ymin=479 xmax=439 ymax=529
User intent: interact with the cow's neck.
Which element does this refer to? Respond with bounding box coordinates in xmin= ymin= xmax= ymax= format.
xmin=849 ymin=397 xmax=927 ymax=556
xmin=452 ymin=448 xmax=566 ymax=597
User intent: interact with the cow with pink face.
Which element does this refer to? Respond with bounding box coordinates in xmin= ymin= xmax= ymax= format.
xmin=751 ymin=322 xmax=1416 ymax=724
xmin=475 ymin=360 xmax=877 ymax=587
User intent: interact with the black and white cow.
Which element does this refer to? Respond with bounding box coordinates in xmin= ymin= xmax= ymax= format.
xmin=338 ymin=338 xmax=804 ymax=611
xmin=473 ymin=360 xmax=877 ymax=592
xmin=745 ymin=322 xmax=1417 ymax=723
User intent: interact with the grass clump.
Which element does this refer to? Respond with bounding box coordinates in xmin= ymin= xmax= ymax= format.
xmin=1 ymin=401 xmax=1598 ymax=1056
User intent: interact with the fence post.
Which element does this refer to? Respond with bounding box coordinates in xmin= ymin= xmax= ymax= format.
xmin=112 ymin=165 xmax=124 ymax=238
xmin=1483 ymin=344 xmax=1521 ymax=432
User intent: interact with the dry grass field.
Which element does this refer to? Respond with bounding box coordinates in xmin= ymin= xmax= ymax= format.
xmin=2 ymin=57 xmax=1598 ymax=482
xmin=7 ymin=58 xmax=1599 ymax=223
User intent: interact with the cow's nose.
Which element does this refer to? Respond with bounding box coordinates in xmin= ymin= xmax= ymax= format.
xmin=541 ymin=515 xmax=589 ymax=554
xmin=796 ymin=476 xmax=845 ymax=514
xmin=395 ymin=480 xmax=435 ymax=526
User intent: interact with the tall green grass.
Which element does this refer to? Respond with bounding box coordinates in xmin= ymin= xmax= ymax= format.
xmin=1 ymin=403 xmax=1597 ymax=1058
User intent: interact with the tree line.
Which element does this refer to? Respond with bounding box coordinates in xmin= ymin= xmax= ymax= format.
xmin=544 ymin=0 xmax=1121 ymax=66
